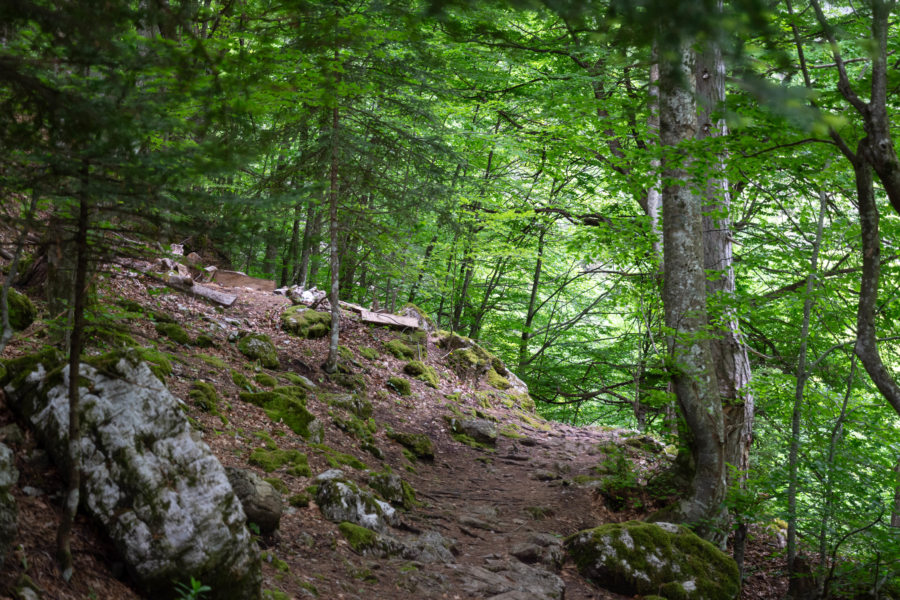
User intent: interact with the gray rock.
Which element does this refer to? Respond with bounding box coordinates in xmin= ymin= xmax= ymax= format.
xmin=455 ymin=558 xmax=564 ymax=600
xmin=0 ymin=443 xmax=18 ymax=572
xmin=0 ymin=424 xmax=24 ymax=446
xmin=565 ymin=521 xmax=740 ymax=600
xmin=448 ymin=417 xmax=497 ymax=445
xmin=326 ymin=393 xmax=372 ymax=418
xmin=403 ymin=530 xmax=456 ymax=563
xmin=510 ymin=534 xmax=563 ymax=571
xmin=314 ymin=472 xmax=397 ymax=533
xmin=367 ymin=471 xmax=416 ymax=510
xmin=226 ymin=467 xmax=283 ymax=535
xmin=2 ymin=352 xmax=261 ymax=600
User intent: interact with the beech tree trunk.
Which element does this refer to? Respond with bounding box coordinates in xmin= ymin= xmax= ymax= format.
xmin=324 ymin=53 xmax=341 ymax=374
xmin=659 ymin=42 xmax=727 ymax=543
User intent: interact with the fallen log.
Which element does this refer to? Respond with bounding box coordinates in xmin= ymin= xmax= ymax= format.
xmin=165 ymin=275 xmax=237 ymax=307
xmin=360 ymin=309 xmax=419 ymax=330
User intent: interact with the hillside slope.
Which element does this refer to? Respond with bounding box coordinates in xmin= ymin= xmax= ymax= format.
xmin=0 ymin=271 xmax=786 ymax=600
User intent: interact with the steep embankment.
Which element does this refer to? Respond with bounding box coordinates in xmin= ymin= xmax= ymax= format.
xmin=0 ymin=269 xmax=785 ymax=600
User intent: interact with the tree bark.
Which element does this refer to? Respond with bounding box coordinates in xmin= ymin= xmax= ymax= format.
xmin=518 ymin=226 xmax=545 ymax=371
xmin=659 ymin=42 xmax=727 ymax=543
xmin=324 ymin=60 xmax=341 ymax=374
xmin=58 ymin=171 xmax=90 ymax=581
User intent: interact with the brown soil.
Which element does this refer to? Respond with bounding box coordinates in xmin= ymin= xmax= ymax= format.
xmin=0 ymin=272 xmax=789 ymax=600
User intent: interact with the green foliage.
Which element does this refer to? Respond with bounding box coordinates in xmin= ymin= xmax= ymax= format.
xmin=174 ymin=577 xmax=211 ymax=600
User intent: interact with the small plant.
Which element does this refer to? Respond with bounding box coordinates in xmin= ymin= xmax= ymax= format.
xmin=174 ymin=577 xmax=211 ymax=600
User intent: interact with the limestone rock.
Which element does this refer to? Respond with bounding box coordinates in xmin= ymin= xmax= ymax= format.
xmin=314 ymin=470 xmax=397 ymax=533
xmin=455 ymin=557 xmax=565 ymax=600
xmin=0 ymin=443 xmax=18 ymax=572
xmin=1 ymin=351 xmax=261 ymax=600
xmin=565 ymin=521 xmax=740 ymax=600
xmin=281 ymin=306 xmax=330 ymax=339
xmin=285 ymin=285 xmax=327 ymax=308
xmin=237 ymin=333 xmax=279 ymax=369
xmin=448 ymin=417 xmax=498 ymax=446
xmin=226 ymin=467 xmax=283 ymax=535
xmin=367 ymin=471 xmax=418 ymax=510
xmin=510 ymin=533 xmax=564 ymax=571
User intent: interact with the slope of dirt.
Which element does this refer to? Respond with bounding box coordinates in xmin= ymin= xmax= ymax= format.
xmin=0 ymin=270 xmax=788 ymax=600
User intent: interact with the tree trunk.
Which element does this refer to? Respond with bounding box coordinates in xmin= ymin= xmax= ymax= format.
xmin=892 ymin=455 xmax=900 ymax=528
xmin=659 ymin=42 xmax=726 ymax=543
xmin=58 ymin=171 xmax=90 ymax=581
xmin=295 ymin=198 xmax=319 ymax=287
xmin=695 ymin=19 xmax=755 ymax=568
xmin=518 ymin=226 xmax=545 ymax=371
xmin=282 ymin=205 xmax=302 ymax=287
xmin=0 ymin=189 xmax=39 ymax=355
xmin=324 ymin=62 xmax=341 ymax=374
xmin=787 ymin=187 xmax=828 ymax=598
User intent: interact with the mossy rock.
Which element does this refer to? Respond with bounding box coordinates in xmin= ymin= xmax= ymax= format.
xmin=149 ymin=309 xmax=175 ymax=323
xmin=339 ymin=521 xmax=378 ymax=553
xmin=368 ymin=471 xmax=420 ymax=510
xmin=281 ymin=306 xmax=330 ymax=339
xmin=155 ymin=322 xmax=191 ymax=345
xmin=403 ymin=361 xmax=439 ymax=388
xmin=237 ymin=334 xmax=279 ymax=369
xmin=330 ymin=372 xmax=366 ymax=392
xmin=310 ymin=443 xmax=368 ymax=470
xmin=486 ymin=368 xmax=510 ymax=390
xmin=384 ymin=339 xmax=415 ymax=360
xmin=399 ymin=303 xmax=436 ymax=331
xmin=115 ymin=298 xmax=144 ymax=314
xmin=289 ymin=492 xmax=311 ymax=508
xmin=81 ymin=348 xmax=172 ymax=383
xmin=193 ymin=334 xmax=216 ymax=348
xmin=249 ymin=447 xmax=311 ymax=477
xmin=263 ymin=477 xmax=289 ymax=494
xmin=358 ymin=347 xmax=379 ymax=360
xmin=255 ymin=373 xmax=278 ymax=388
xmin=386 ymin=431 xmax=433 ymax=460
xmin=199 ymin=354 xmax=227 ymax=369
xmin=565 ymin=521 xmax=740 ymax=600
xmin=232 ymin=369 xmax=256 ymax=391
xmin=386 ymin=376 xmax=411 ymax=396
xmin=323 ymin=393 xmax=373 ymax=419
xmin=189 ymin=380 xmax=219 ymax=412
xmin=263 ymin=395 xmax=321 ymax=441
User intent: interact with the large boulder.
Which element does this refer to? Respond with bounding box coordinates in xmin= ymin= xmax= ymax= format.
xmin=565 ymin=521 xmax=740 ymax=600
xmin=225 ymin=467 xmax=283 ymax=535
xmin=237 ymin=333 xmax=279 ymax=369
xmin=1 ymin=350 xmax=261 ymax=600
xmin=0 ymin=443 xmax=18 ymax=572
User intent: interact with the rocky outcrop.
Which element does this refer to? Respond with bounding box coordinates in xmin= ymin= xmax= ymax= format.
xmin=225 ymin=467 xmax=283 ymax=535
xmin=314 ymin=469 xmax=398 ymax=533
xmin=0 ymin=443 xmax=18 ymax=572
xmin=281 ymin=306 xmax=331 ymax=339
xmin=453 ymin=557 xmax=565 ymax=600
xmin=1 ymin=351 xmax=261 ymax=600
xmin=565 ymin=521 xmax=740 ymax=600
xmin=448 ymin=417 xmax=498 ymax=446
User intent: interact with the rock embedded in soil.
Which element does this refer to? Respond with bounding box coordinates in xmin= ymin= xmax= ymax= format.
xmin=565 ymin=520 xmax=740 ymax=600
xmin=448 ymin=417 xmax=498 ymax=446
xmin=314 ymin=470 xmax=398 ymax=533
xmin=1 ymin=351 xmax=261 ymax=600
xmin=226 ymin=467 xmax=283 ymax=535
xmin=237 ymin=333 xmax=280 ymax=369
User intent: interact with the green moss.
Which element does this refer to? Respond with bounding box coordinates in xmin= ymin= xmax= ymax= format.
xmin=253 ymin=430 xmax=278 ymax=450
xmin=281 ymin=306 xmax=331 ymax=338
xmin=255 ymin=373 xmax=278 ymax=387
xmin=237 ymin=333 xmax=279 ymax=369
xmin=263 ymin=477 xmax=289 ymax=494
xmin=330 ymin=372 xmax=366 ymax=391
xmin=338 ymin=522 xmax=377 ymax=553
xmin=403 ymin=361 xmax=439 ymax=388
xmin=193 ymin=334 xmax=216 ymax=348
xmin=249 ymin=447 xmax=311 ymax=476
xmin=565 ymin=521 xmax=740 ymax=600
xmin=310 ymin=443 xmax=368 ymax=470
xmin=0 ymin=348 xmax=63 ymax=392
xmin=384 ymin=339 xmax=415 ymax=359
xmin=272 ymin=385 xmax=307 ymax=400
xmin=149 ymin=309 xmax=175 ymax=323
xmin=188 ymin=380 xmax=226 ymax=424
xmin=358 ymin=346 xmax=379 ymax=360
xmin=486 ymin=368 xmax=511 ymax=390
xmin=263 ymin=589 xmax=290 ymax=600
xmin=451 ymin=432 xmax=492 ymax=450
xmin=264 ymin=395 xmax=319 ymax=440
xmin=155 ymin=321 xmax=191 ymax=345
xmin=338 ymin=345 xmax=355 ymax=361
xmin=115 ymin=298 xmax=144 ymax=314
xmin=5 ymin=289 xmax=36 ymax=331
xmin=500 ymin=423 xmax=525 ymax=439
xmin=289 ymin=492 xmax=311 ymax=508
xmin=239 ymin=391 xmax=284 ymax=407
xmin=386 ymin=376 xmax=411 ymax=396
xmin=516 ymin=409 xmax=551 ymax=431
xmin=323 ymin=392 xmax=373 ymax=418
xmin=198 ymin=353 xmax=227 ymax=369
xmin=231 ymin=369 xmax=256 ymax=391
xmin=387 ymin=431 xmax=434 ymax=460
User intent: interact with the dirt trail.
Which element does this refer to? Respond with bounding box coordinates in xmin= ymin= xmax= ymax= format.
xmin=0 ymin=277 xmax=786 ymax=600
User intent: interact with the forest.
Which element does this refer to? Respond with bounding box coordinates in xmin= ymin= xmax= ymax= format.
xmin=2 ymin=0 xmax=900 ymax=598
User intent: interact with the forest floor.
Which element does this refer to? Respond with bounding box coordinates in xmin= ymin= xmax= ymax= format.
xmin=0 ymin=268 xmax=789 ymax=600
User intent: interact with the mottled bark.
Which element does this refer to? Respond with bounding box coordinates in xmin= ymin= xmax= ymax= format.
xmin=518 ymin=227 xmax=545 ymax=371
xmin=660 ymin=43 xmax=727 ymax=543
